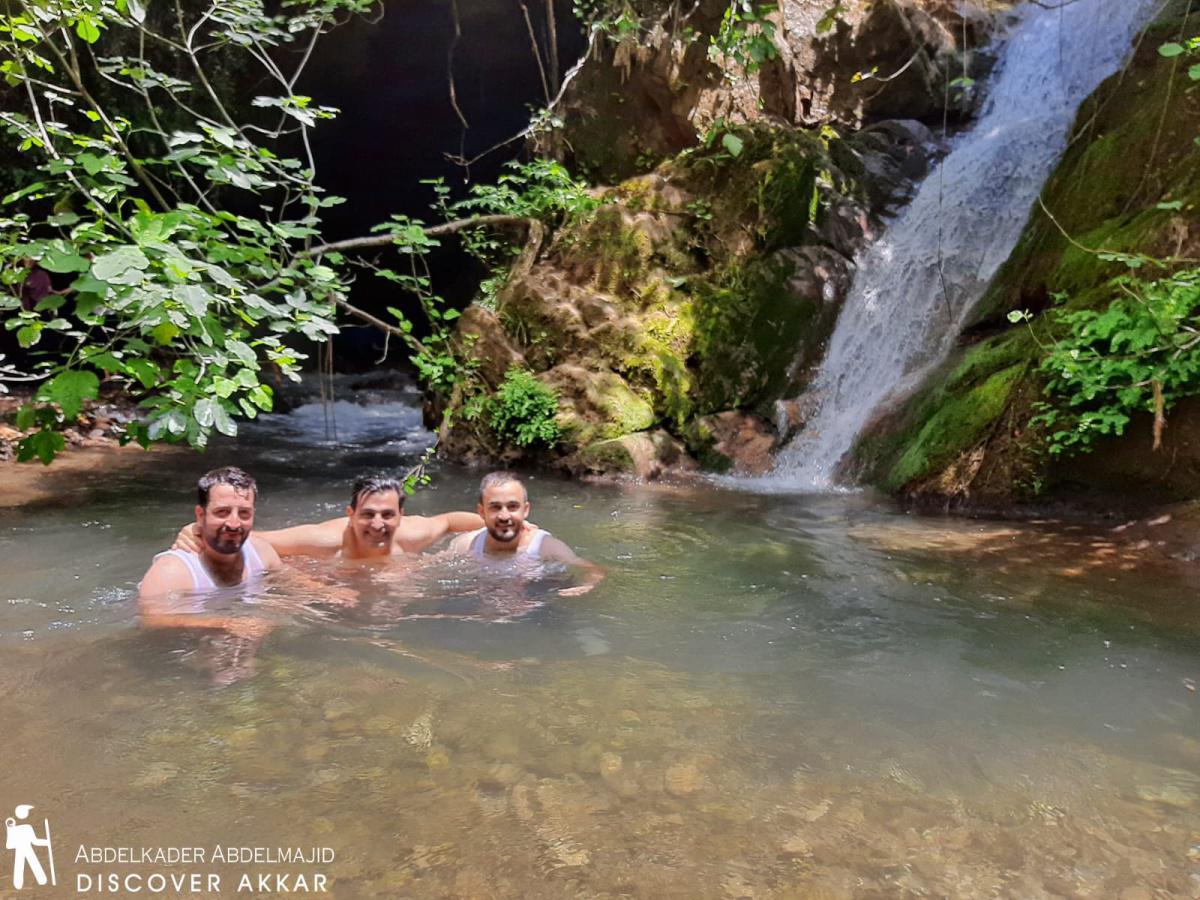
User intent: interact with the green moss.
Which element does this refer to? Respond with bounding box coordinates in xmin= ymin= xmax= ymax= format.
xmin=577 ymin=437 xmax=639 ymax=473
xmin=855 ymin=332 xmax=1036 ymax=491
xmin=690 ymin=255 xmax=822 ymax=413
xmin=884 ymin=362 xmax=1026 ymax=491
xmin=599 ymin=378 xmax=656 ymax=434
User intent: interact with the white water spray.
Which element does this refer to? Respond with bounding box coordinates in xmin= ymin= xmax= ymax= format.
xmin=770 ymin=0 xmax=1153 ymax=491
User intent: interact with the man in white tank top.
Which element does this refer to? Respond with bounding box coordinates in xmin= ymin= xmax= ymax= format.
xmin=139 ymin=467 xmax=282 ymax=637
xmin=448 ymin=471 xmax=604 ymax=597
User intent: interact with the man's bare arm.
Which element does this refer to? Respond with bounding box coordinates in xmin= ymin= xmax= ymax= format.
xmin=396 ymin=511 xmax=484 ymax=553
xmin=256 ymin=521 xmax=342 ymax=557
xmin=540 ymin=537 xmax=605 ymax=596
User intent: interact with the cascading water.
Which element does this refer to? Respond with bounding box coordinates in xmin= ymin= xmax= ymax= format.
xmin=769 ymin=0 xmax=1154 ymax=491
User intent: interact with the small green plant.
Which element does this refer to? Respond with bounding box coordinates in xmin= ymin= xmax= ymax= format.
xmin=486 ymin=367 xmax=562 ymax=449
xmin=710 ymin=0 xmax=778 ymax=76
xmin=1010 ymin=269 xmax=1200 ymax=457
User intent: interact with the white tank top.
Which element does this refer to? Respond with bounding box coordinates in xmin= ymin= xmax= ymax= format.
xmin=469 ymin=527 xmax=549 ymax=563
xmin=154 ymin=540 xmax=268 ymax=592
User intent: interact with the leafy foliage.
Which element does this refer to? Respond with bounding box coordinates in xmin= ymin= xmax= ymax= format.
xmin=485 ymin=367 xmax=562 ymax=449
xmin=1011 ymin=270 xmax=1200 ymax=456
xmin=710 ymin=0 xmax=778 ymax=75
xmin=0 ymin=0 xmax=370 ymax=461
xmin=0 ymin=0 xmax=587 ymax=463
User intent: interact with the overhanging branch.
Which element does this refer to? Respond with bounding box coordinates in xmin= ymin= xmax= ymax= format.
xmin=300 ymin=214 xmax=537 ymax=257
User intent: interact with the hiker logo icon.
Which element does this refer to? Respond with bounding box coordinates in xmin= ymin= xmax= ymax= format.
xmin=5 ymin=805 xmax=56 ymax=890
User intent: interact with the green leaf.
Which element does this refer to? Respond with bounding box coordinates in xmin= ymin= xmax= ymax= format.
xmin=212 ymin=402 xmax=237 ymax=437
xmin=18 ymin=430 xmax=66 ymax=465
xmin=193 ymin=398 xmax=217 ymax=428
xmin=816 ymin=4 xmax=844 ymax=34
xmin=1190 ymin=63 xmax=1200 ymax=81
xmin=151 ymin=323 xmax=179 ymax=345
xmin=1157 ymin=200 xmax=1184 ymax=211
xmin=74 ymin=17 xmax=101 ymax=43
xmin=40 ymin=243 xmax=90 ymax=273
xmin=40 ymin=369 xmax=99 ymax=420
xmin=3 ymin=181 xmax=48 ymax=204
xmin=721 ymin=132 xmax=744 ymax=157
xmin=1158 ymin=42 xmax=1185 ymax=58
xmin=17 ymin=323 xmax=42 ymax=348
xmin=125 ymin=358 xmax=160 ymax=389
xmin=84 ymin=352 xmax=125 ymax=374
xmin=92 ymin=246 xmax=150 ymax=284
xmin=172 ymin=284 xmax=210 ymax=317
xmin=15 ymin=404 xmax=38 ymax=430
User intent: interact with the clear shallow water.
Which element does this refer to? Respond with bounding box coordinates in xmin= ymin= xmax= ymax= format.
xmin=2 ymin=396 xmax=1199 ymax=897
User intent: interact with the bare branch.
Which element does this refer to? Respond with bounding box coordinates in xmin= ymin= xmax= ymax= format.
xmin=301 ymin=215 xmax=536 ymax=257
xmin=519 ymin=0 xmax=551 ymax=103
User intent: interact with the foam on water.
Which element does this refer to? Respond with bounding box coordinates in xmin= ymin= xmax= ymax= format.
xmin=770 ymin=0 xmax=1154 ymax=491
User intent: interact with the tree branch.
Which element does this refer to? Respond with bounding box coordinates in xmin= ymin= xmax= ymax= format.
xmin=301 ymin=214 xmax=537 ymax=257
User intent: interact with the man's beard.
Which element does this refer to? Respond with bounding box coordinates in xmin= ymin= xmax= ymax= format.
xmin=206 ymin=528 xmax=247 ymax=555
xmin=486 ymin=522 xmax=519 ymax=543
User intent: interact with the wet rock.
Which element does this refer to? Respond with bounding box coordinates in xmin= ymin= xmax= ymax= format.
xmin=664 ymin=762 xmax=704 ymax=797
xmin=403 ymin=712 xmax=433 ymax=748
xmin=571 ymin=430 xmax=695 ymax=480
xmin=685 ymin=411 xmax=778 ymax=475
xmin=364 ymin=715 xmax=401 ymax=737
xmin=1135 ymin=781 xmax=1197 ymax=809
xmin=134 ymin=762 xmax=180 ymax=788
xmin=323 ymin=699 xmax=354 ymax=721
xmin=425 ymin=748 xmax=451 ymax=770
xmin=780 ymin=833 xmax=813 ymax=858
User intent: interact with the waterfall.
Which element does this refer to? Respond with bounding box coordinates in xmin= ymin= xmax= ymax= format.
xmin=769 ymin=0 xmax=1154 ymax=491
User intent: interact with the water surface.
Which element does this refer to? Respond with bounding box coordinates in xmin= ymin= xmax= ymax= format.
xmin=1 ymin=395 xmax=1198 ymax=897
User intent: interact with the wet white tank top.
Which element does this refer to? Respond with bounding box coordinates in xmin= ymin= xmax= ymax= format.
xmin=469 ymin=527 xmax=549 ymax=563
xmin=155 ymin=540 xmax=268 ymax=592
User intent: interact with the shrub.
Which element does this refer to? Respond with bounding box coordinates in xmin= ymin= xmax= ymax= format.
xmin=486 ymin=368 xmax=562 ymax=449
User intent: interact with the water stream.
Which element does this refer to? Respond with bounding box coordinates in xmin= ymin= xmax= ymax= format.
xmin=1 ymin=388 xmax=1198 ymax=897
xmin=771 ymin=0 xmax=1154 ymax=490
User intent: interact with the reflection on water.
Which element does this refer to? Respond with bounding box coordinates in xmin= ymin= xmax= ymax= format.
xmin=1 ymin=396 xmax=1198 ymax=897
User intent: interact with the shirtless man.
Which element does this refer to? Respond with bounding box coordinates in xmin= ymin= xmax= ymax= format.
xmin=449 ymin=471 xmax=604 ymax=597
xmin=174 ymin=474 xmax=482 ymax=561
xmin=139 ymin=466 xmax=282 ymax=639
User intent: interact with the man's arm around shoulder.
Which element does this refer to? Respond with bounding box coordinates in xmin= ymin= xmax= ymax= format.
xmin=249 ymin=534 xmax=283 ymax=570
xmin=398 ymin=511 xmax=483 ymax=553
xmin=257 ymin=520 xmax=342 ymax=557
xmin=541 ymin=537 xmax=605 ymax=596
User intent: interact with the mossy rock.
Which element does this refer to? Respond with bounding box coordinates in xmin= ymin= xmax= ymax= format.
xmin=855 ymin=332 xmax=1035 ymax=493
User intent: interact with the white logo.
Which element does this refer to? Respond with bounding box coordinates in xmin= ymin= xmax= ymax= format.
xmin=5 ymin=805 xmax=56 ymax=890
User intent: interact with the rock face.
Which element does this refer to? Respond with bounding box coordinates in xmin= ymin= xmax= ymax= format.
xmin=539 ymin=0 xmax=1005 ymax=182
xmin=439 ymin=124 xmax=931 ymax=475
xmin=853 ymin=6 xmax=1200 ymax=509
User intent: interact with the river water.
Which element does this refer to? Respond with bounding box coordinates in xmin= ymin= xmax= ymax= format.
xmin=1 ymin=391 xmax=1198 ymax=897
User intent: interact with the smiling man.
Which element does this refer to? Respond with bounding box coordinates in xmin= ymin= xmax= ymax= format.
xmin=449 ymin=471 xmax=604 ymax=597
xmin=141 ymin=467 xmax=282 ymax=602
xmin=138 ymin=466 xmax=282 ymax=649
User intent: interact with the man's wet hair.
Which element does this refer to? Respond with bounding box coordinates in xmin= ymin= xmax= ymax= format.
xmin=197 ymin=466 xmax=257 ymax=507
xmin=479 ymin=471 xmax=527 ymax=503
xmin=350 ymin=475 xmax=405 ymax=510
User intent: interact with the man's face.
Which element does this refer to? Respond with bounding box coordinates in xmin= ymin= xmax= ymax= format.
xmin=195 ymin=484 xmax=255 ymax=557
xmin=348 ymin=490 xmax=402 ymax=549
xmin=478 ymin=482 xmax=529 ymax=544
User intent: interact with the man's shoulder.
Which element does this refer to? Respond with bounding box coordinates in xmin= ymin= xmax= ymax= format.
xmin=139 ymin=552 xmax=193 ymax=598
xmin=448 ymin=530 xmax=475 ymax=553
